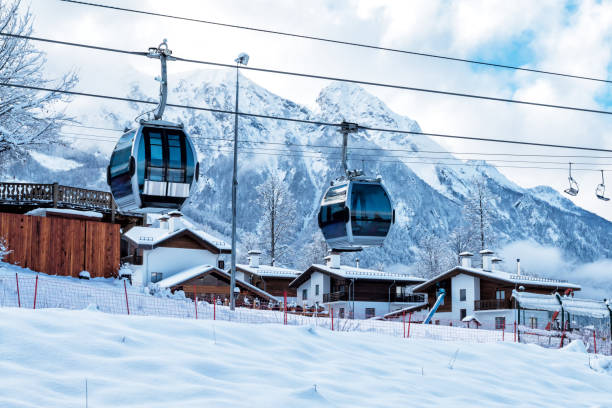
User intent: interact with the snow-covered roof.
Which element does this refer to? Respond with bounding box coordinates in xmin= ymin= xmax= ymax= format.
xmin=413 ymin=266 xmax=581 ymax=292
xmin=26 ymin=208 xmax=103 ymax=219
xmin=313 ymin=264 xmax=425 ymax=282
xmin=124 ymin=226 xmax=231 ymax=252
xmin=236 ymin=264 xmax=300 ymax=278
xmin=559 ymin=296 xmax=610 ymax=319
xmin=382 ymin=303 xmax=429 ymax=319
xmin=156 ymin=265 xmax=276 ymax=301
xmin=156 ymin=265 xmax=217 ymax=289
xmin=291 ymin=264 xmax=426 ymax=287
xmin=511 ymin=290 xmax=561 ymax=312
xmin=512 ymin=290 xmax=610 ymax=318
xmin=461 ymin=315 xmax=482 ymax=324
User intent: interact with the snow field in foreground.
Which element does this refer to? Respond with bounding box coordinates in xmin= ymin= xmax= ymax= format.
xmin=0 ymin=308 xmax=610 ymax=408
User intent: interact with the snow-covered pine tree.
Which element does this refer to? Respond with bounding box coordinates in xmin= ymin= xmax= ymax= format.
xmin=463 ymin=176 xmax=497 ymax=252
xmin=255 ymin=169 xmax=297 ymax=265
xmin=0 ymin=237 xmax=11 ymax=261
xmin=447 ymin=221 xmax=477 ymax=265
xmin=299 ymin=230 xmax=328 ymax=269
xmin=0 ymin=0 xmax=77 ymax=158
xmin=415 ymin=232 xmax=454 ymax=278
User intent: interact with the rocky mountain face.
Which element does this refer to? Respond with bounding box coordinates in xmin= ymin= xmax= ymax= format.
xmin=5 ymin=69 xmax=612 ymax=269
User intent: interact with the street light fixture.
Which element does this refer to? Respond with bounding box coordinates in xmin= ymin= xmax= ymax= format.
xmin=230 ymin=52 xmax=249 ymax=311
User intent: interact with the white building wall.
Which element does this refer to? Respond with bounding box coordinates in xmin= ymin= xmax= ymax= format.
xmin=142 ymin=247 xmax=218 ymax=285
xmin=296 ymin=281 xmax=310 ymax=306
xmin=451 ymin=273 xmax=478 ymax=320
xmin=309 ymin=272 xmax=329 ymax=306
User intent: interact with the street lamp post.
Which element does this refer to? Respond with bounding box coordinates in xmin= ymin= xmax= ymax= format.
xmin=230 ymin=53 xmax=249 ymax=311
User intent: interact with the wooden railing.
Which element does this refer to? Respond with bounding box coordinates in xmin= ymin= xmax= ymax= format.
xmin=474 ymin=298 xmax=512 ymax=311
xmin=323 ymin=291 xmax=347 ymax=303
xmin=392 ymin=293 xmax=426 ymax=303
xmin=0 ymin=182 xmax=115 ymax=213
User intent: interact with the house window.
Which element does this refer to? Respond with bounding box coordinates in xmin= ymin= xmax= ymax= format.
xmin=496 ymin=290 xmax=505 ymax=300
xmin=302 ymin=289 xmax=308 ymax=300
xmin=315 ymin=284 xmax=320 ymax=296
xmin=217 ymin=260 xmax=225 ymax=270
xmin=460 ymin=308 xmax=467 ymax=320
xmin=495 ymin=317 xmax=506 ymax=330
xmin=365 ymin=308 xmax=376 ymax=319
xmin=459 ymin=289 xmax=466 ymax=301
xmin=339 ymin=308 xmax=345 ymax=318
xmin=151 ymin=272 xmax=163 ymax=283
xmin=529 ymin=317 xmax=537 ymax=329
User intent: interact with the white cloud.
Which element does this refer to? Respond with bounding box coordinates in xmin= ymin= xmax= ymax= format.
xmin=498 ymin=240 xmax=612 ymax=300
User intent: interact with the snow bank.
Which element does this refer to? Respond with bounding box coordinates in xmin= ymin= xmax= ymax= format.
xmin=0 ymin=308 xmax=611 ymax=407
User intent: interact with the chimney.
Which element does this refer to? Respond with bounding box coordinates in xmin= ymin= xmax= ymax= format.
xmin=324 ymin=251 xmax=341 ymax=269
xmin=158 ymin=215 xmax=169 ymax=230
xmin=516 ymin=258 xmax=521 ymax=276
xmin=459 ymin=252 xmax=474 ymax=268
xmin=167 ymin=211 xmax=183 ymax=232
xmin=491 ymin=257 xmax=502 ymax=271
xmin=248 ymin=250 xmax=261 ymax=268
xmin=480 ymin=249 xmax=494 ymax=272
xmin=355 ymin=258 xmax=360 ymax=269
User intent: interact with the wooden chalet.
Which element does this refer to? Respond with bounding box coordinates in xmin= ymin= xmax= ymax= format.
xmin=156 ymin=265 xmax=277 ymax=305
xmin=236 ymin=250 xmax=300 ymax=299
xmin=121 ymin=212 xmax=231 ymax=287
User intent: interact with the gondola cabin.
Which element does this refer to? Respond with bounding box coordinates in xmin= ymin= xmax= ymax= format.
xmin=107 ymin=120 xmax=199 ymax=213
xmin=318 ymin=178 xmax=394 ymax=251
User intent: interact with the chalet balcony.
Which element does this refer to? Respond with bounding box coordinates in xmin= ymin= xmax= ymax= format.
xmin=323 ymin=291 xmax=347 ymax=303
xmin=474 ymin=299 xmax=512 ymax=311
xmin=392 ymin=293 xmax=426 ymax=303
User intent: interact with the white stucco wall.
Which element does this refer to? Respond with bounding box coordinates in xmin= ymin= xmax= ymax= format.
xmin=451 ymin=273 xmax=480 ymax=320
xmin=142 ymin=247 xmax=219 ymax=285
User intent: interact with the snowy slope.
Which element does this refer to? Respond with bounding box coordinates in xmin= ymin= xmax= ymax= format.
xmin=0 ymin=307 xmax=610 ymax=408
xmin=2 ymin=68 xmax=611 ymax=268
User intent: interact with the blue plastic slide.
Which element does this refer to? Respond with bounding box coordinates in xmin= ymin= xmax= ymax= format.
xmin=423 ymin=289 xmax=446 ymax=324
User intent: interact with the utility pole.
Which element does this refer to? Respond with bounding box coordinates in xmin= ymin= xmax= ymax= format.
xmin=230 ymin=53 xmax=249 ymax=311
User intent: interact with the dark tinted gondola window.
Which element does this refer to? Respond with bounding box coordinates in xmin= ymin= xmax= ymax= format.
xmin=319 ymin=203 xmax=347 ymax=239
xmin=166 ymin=132 xmax=185 ymax=182
xmin=148 ymin=131 xmax=164 ymax=181
xmin=350 ymin=183 xmax=392 ymax=237
xmin=109 ymin=131 xmax=136 ymax=199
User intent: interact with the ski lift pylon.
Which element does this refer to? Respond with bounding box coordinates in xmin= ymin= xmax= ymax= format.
xmin=564 ymin=162 xmax=579 ymax=196
xmin=596 ymin=170 xmax=610 ymax=201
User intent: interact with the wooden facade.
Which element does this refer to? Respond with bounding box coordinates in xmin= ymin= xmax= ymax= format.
xmin=249 ymin=276 xmax=297 ymax=297
xmin=0 ymin=212 xmax=120 ymax=278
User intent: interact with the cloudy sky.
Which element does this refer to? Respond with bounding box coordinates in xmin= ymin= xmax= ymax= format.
xmin=26 ymin=0 xmax=612 ymax=220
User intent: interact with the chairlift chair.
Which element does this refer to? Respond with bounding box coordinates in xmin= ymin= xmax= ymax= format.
xmin=564 ymin=163 xmax=579 ymax=196
xmin=596 ymin=170 xmax=610 ymax=201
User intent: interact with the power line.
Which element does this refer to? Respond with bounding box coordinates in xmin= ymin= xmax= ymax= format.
xmin=4 ymin=32 xmax=612 ymax=117
xmin=59 ymin=0 xmax=612 ymax=85
xmin=3 ymin=81 xmax=610 ymax=153
xmin=62 ymin=126 xmax=612 ymax=159
xmin=57 ymin=133 xmax=612 ymax=170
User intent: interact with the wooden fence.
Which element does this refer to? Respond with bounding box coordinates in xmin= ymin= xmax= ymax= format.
xmin=0 ymin=212 xmax=120 ymax=278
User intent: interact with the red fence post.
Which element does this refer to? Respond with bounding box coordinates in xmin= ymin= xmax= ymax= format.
xmin=408 ymin=312 xmax=412 ymax=338
xmin=514 ymin=321 xmax=517 ymax=343
xmin=331 ymin=307 xmax=334 ymax=331
xmin=403 ymin=311 xmax=406 ymax=338
xmin=123 ymin=279 xmax=130 ymax=315
xmin=283 ymin=291 xmax=287 ymax=325
xmin=33 ymin=275 xmax=38 ymax=310
xmin=593 ymin=331 xmax=597 ymax=354
xmin=214 ymin=297 xmax=216 ymax=320
xmin=502 ymin=322 xmax=505 ymax=342
xmin=15 ymin=273 xmax=20 ymax=308
xmin=193 ymin=284 xmax=198 ymax=320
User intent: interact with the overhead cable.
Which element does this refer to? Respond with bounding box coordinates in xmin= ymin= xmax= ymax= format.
xmin=59 ymin=0 xmax=612 ymax=85
xmin=3 ymin=32 xmax=612 ymax=116
xmin=3 ymin=81 xmax=612 ymax=153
